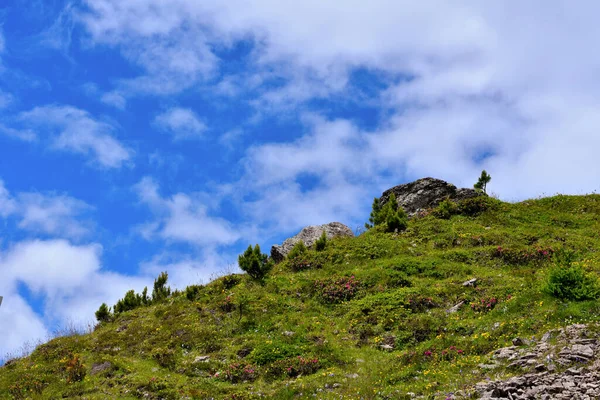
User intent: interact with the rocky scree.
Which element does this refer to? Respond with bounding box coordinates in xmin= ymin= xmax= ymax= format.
xmin=453 ymin=324 xmax=600 ymax=399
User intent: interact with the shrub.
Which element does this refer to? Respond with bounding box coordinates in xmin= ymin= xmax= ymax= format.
xmin=366 ymin=193 xmax=408 ymax=232
xmin=152 ymin=347 xmax=177 ymax=370
xmin=315 ymin=231 xmax=328 ymax=251
xmin=457 ymin=196 xmax=495 ymax=216
xmin=114 ymin=290 xmax=143 ymax=314
xmin=219 ymin=295 xmax=235 ymax=313
xmin=95 ymin=303 xmax=111 ymax=323
xmin=545 ymin=262 xmax=600 ymax=301
xmin=265 ymin=356 xmax=321 ymax=380
xmin=250 ymin=342 xmax=302 ymax=365
xmin=474 ymin=170 xmax=492 ymax=193
xmin=220 ymin=362 xmax=257 ymax=383
xmin=60 ymin=353 xmax=86 ymax=383
xmin=152 ymin=271 xmax=171 ymax=302
xmin=221 ymin=274 xmax=241 ymax=289
xmin=470 ymin=297 xmax=499 ymax=313
xmin=314 ymin=275 xmax=361 ymax=304
xmin=432 ymin=199 xmax=459 ymax=219
xmin=365 ymin=197 xmax=383 ymax=229
xmin=288 ymin=251 xmax=325 ymax=272
xmin=287 ymin=241 xmax=307 ymax=260
xmin=185 ymin=285 xmax=203 ymax=301
xmin=238 ymin=244 xmax=273 ymax=281
xmin=492 ymin=246 xmax=554 ymax=265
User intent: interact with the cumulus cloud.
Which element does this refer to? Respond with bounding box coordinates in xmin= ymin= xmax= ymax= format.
xmin=0 ymin=180 xmax=94 ymax=239
xmin=154 ymin=107 xmax=207 ymax=140
xmin=0 ymin=239 xmax=151 ymax=357
xmin=17 ymin=193 xmax=93 ymax=239
xmin=135 ymin=177 xmax=240 ymax=247
xmin=18 ymin=105 xmax=132 ymax=168
xmin=76 ymin=1 xmax=600 ymax=204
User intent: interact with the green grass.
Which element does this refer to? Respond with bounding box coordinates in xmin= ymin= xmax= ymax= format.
xmin=2 ymin=194 xmax=600 ymax=399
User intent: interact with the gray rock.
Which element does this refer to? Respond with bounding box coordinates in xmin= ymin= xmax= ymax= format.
xmin=379 ymin=177 xmax=483 ymax=216
xmin=270 ymin=222 xmax=354 ymax=263
xmin=469 ymin=324 xmax=600 ymax=400
xmin=90 ymin=361 xmax=113 ymax=375
xmin=447 ymin=301 xmax=465 ymax=314
xmin=463 ymin=278 xmax=478 ymax=287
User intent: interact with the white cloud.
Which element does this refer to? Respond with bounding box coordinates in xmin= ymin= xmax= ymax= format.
xmin=0 ymin=295 xmax=49 ymax=361
xmin=0 ymin=123 xmax=36 ymax=142
xmin=154 ymin=107 xmax=206 ymax=140
xmin=2 ymin=240 xmax=102 ymax=296
xmin=0 ymin=180 xmax=17 ymax=218
xmin=135 ymin=177 xmax=240 ymax=247
xmin=0 ymin=239 xmax=151 ymax=357
xmin=17 ymin=193 xmax=93 ymax=238
xmin=0 ymin=180 xmax=94 ymax=239
xmin=101 ymin=91 xmax=126 ymax=109
xmin=18 ymin=105 xmax=132 ymax=168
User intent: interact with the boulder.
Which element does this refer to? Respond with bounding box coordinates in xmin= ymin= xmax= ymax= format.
xmin=271 ymin=222 xmax=354 ymax=263
xmin=379 ymin=177 xmax=483 ymax=216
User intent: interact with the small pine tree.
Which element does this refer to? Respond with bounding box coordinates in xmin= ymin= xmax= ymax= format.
xmin=287 ymin=241 xmax=307 ymax=259
xmin=152 ymin=272 xmax=171 ymax=303
xmin=95 ymin=303 xmax=111 ymax=323
xmin=365 ymin=197 xmax=383 ymax=229
xmin=141 ymin=286 xmax=150 ymax=305
xmin=380 ymin=193 xmax=408 ymax=232
xmin=114 ymin=290 xmax=142 ymax=314
xmin=315 ymin=231 xmax=328 ymax=251
xmin=474 ymin=170 xmax=492 ymax=194
xmin=365 ymin=193 xmax=407 ymax=232
xmin=238 ymin=244 xmax=273 ymax=281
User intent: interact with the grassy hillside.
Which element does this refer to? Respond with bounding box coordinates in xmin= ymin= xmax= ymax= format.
xmin=2 ymin=194 xmax=600 ymax=399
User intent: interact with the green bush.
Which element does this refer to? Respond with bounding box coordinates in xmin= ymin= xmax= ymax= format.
xmin=152 ymin=347 xmax=177 ymax=370
xmin=185 ymin=285 xmax=203 ymax=301
xmin=432 ymin=199 xmax=459 ymax=219
xmin=288 ymin=250 xmax=325 ymax=272
xmin=250 ymin=342 xmax=302 ymax=365
xmin=95 ymin=303 xmax=111 ymax=323
xmin=366 ymin=193 xmax=408 ymax=232
xmin=238 ymin=244 xmax=273 ymax=281
xmin=315 ymin=231 xmax=328 ymax=251
xmin=287 ymin=241 xmax=307 ymax=260
xmin=221 ymin=274 xmax=241 ymax=289
xmin=365 ymin=197 xmax=383 ymax=229
xmin=152 ymin=271 xmax=171 ymax=302
xmin=457 ymin=195 xmax=496 ymax=216
xmin=545 ymin=264 xmax=600 ymax=301
xmin=114 ymin=290 xmax=143 ymax=314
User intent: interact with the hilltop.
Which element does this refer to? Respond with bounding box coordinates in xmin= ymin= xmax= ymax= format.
xmin=1 ymin=179 xmax=600 ymax=399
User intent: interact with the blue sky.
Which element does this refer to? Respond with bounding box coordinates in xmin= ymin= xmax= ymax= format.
xmin=2 ymin=0 xmax=600 ymax=358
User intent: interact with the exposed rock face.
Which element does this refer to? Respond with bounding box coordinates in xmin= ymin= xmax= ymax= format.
xmin=270 ymin=222 xmax=354 ymax=263
xmin=452 ymin=324 xmax=600 ymax=399
xmin=380 ymin=177 xmax=482 ymax=216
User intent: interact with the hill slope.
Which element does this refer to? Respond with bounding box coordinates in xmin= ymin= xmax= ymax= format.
xmin=2 ymin=194 xmax=600 ymax=399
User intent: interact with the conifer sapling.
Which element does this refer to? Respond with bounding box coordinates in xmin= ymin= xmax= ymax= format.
xmin=474 ymin=170 xmax=492 ymax=194
xmin=238 ymin=244 xmax=273 ymax=281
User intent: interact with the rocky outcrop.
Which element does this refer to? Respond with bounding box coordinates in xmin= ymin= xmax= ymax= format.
xmin=270 ymin=222 xmax=354 ymax=263
xmin=457 ymin=324 xmax=600 ymax=399
xmin=380 ymin=177 xmax=482 ymax=216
